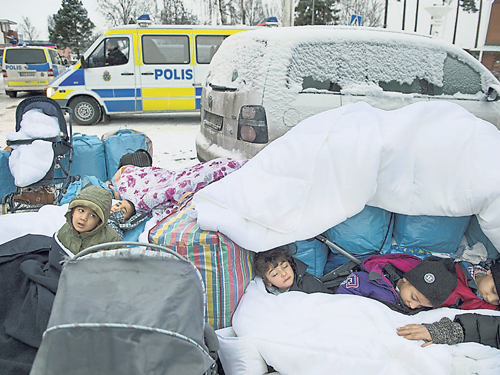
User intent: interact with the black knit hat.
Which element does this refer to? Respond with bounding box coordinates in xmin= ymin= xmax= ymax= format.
xmin=118 ymin=149 xmax=152 ymax=169
xmin=403 ymin=256 xmax=457 ymax=307
xmin=490 ymin=262 xmax=500 ymax=296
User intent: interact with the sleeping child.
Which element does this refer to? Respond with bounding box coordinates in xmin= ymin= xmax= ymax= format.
xmin=107 ymin=199 xmax=151 ymax=239
xmin=336 ymin=254 xmax=499 ymax=314
xmin=253 ymin=246 xmax=332 ymax=295
xmin=397 ymin=262 xmax=500 ymax=348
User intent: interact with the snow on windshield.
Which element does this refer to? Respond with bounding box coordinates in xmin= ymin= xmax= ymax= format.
xmin=207 ymin=26 xmax=497 ymax=98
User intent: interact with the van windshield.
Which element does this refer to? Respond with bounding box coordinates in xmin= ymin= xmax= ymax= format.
xmin=5 ymin=49 xmax=47 ymax=64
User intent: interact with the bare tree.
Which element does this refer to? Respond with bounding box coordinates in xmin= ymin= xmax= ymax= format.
xmin=161 ymin=0 xmax=199 ymax=24
xmin=20 ymin=16 xmax=39 ymax=42
xmin=96 ymin=0 xmax=156 ymax=27
xmin=337 ymin=0 xmax=384 ymax=27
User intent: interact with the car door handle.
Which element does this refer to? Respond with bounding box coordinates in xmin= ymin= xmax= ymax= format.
xmin=121 ymin=72 xmax=134 ymax=76
xmin=141 ymin=72 xmax=154 ymax=76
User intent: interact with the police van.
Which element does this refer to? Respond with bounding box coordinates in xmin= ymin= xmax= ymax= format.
xmin=2 ymin=46 xmax=67 ymax=98
xmin=47 ymin=17 xmax=255 ymax=125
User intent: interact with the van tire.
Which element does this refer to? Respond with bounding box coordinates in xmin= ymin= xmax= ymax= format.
xmin=70 ymin=96 xmax=102 ymax=125
xmin=6 ymin=91 xmax=17 ymax=98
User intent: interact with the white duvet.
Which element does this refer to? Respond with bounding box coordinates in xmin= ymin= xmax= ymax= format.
xmin=233 ymin=277 xmax=500 ymax=375
xmin=193 ymin=101 xmax=500 ymax=252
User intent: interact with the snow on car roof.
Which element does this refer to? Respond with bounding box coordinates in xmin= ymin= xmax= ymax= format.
xmin=206 ymin=26 xmax=498 ymax=96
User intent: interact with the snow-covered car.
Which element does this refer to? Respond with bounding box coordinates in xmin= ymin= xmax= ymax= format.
xmin=196 ymin=26 xmax=500 ymax=161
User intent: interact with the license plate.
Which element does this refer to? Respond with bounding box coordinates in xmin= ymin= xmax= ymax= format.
xmin=19 ymin=72 xmax=35 ymax=77
xmin=204 ymin=112 xmax=223 ymax=130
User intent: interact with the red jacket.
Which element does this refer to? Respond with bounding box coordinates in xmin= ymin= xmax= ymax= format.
xmin=440 ymin=263 xmax=499 ymax=311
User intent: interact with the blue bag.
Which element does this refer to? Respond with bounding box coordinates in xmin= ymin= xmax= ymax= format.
xmin=465 ymin=215 xmax=499 ymax=261
xmin=324 ymin=205 xmax=394 ymax=256
xmin=102 ymin=129 xmax=151 ymax=180
xmin=393 ymin=214 xmax=471 ymax=255
xmin=0 ymin=150 xmax=16 ymax=200
xmin=293 ymin=238 xmax=329 ymax=278
xmin=63 ymin=133 xmax=107 ymax=181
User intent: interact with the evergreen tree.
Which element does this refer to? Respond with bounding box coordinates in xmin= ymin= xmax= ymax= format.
xmin=295 ymin=0 xmax=340 ymax=26
xmin=460 ymin=0 xmax=478 ymax=12
xmin=49 ymin=0 xmax=95 ymax=57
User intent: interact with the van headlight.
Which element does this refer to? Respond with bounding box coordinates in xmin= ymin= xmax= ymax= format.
xmin=237 ymin=105 xmax=268 ymax=143
xmin=46 ymin=87 xmax=57 ymax=97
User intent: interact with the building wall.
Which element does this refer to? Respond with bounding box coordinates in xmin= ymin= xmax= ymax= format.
xmin=485 ymin=0 xmax=500 ymax=45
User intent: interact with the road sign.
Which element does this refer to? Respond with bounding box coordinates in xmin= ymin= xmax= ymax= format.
xmin=349 ymin=14 xmax=362 ymax=26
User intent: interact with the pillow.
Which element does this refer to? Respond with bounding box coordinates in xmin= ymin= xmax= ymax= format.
xmin=216 ymin=327 xmax=268 ymax=375
xmin=394 ymin=214 xmax=471 ymax=255
xmin=323 ymin=205 xmax=393 ymax=256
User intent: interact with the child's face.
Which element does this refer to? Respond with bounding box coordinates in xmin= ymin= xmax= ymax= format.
xmin=264 ymin=260 xmax=294 ymax=291
xmin=476 ymin=270 xmax=500 ymax=306
xmin=111 ymin=200 xmax=134 ymax=221
xmin=72 ymin=206 xmax=101 ymax=233
xmin=398 ymin=278 xmax=434 ymax=309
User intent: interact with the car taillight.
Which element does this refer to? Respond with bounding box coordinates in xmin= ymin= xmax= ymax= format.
xmin=237 ymin=105 xmax=268 ymax=143
xmin=48 ymin=69 xmax=54 ymax=77
xmin=2 ymin=69 xmax=7 ymax=78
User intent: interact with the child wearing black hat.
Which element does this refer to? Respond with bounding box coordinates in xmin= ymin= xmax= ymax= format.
xmin=397 ymin=263 xmax=500 ymax=349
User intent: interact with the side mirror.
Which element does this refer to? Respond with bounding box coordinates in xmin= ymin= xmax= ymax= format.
xmin=79 ymin=55 xmax=87 ymax=69
xmin=487 ymin=85 xmax=500 ymax=102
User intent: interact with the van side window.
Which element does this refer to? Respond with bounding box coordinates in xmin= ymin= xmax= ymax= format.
xmin=143 ymin=35 xmax=189 ymax=64
xmin=48 ymin=49 xmax=62 ymax=65
xmin=196 ymin=35 xmax=227 ymax=64
xmin=88 ymin=38 xmax=129 ymax=68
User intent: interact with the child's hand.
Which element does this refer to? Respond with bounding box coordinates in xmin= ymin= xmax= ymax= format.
xmin=396 ymin=324 xmax=433 ymax=347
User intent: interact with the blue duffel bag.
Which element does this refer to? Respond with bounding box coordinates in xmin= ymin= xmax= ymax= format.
xmin=63 ymin=133 xmax=107 ymax=181
xmin=0 ymin=150 xmax=16 ymax=201
xmin=102 ymin=129 xmax=152 ymax=180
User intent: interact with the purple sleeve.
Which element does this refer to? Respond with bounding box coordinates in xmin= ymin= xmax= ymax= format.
xmin=336 ymin=271 xmax=400 ymax=306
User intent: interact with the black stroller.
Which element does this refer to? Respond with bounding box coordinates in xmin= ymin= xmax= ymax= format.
xmin=2 ymin=96 xmax=73 ymax=213
xmin=31 ymin=242 xmax=219 ymax=375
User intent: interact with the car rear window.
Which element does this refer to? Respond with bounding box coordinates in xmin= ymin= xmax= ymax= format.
xmin=5 ymin=49 xmax=47 ymax=64
xmin=205 ymin=36 xmax=268 ymax=90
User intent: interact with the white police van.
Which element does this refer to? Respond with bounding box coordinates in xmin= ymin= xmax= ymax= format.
xmin=47 ymin=16 xmax=254 ymax=125
xmin=2 ymin=46 xmax=67 ymax=98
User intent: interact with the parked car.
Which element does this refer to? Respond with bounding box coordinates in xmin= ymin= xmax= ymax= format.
xmin=196 ymin=26 xmax=500 ymax=161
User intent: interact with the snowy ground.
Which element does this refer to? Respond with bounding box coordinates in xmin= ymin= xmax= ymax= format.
xmin=0 ymin=80 xmax=202 ymax=172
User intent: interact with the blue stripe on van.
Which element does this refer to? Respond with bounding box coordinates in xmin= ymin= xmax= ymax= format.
xmin=93 ymin=88 xmax=136 ymax=98
xmin=105 ymin=100 xmax=136 ymax=112
xmin=26 ymin=63 xmax=50 ymax=71
xmin=136 ymin=99 xmax=142 ymax=111
xmin=61 ymin=69 xmax=85 ymax=86
xmin=195 ymin=98 xmax=201 ymax=109
xmin=195 ymin=87 xmax=202 ymax=96
xmin=136 ymin=88 xmax=141 ymax=97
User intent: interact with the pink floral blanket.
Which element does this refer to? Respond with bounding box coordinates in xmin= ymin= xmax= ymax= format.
xmin=114 ymin=158 xmax=248 ymax=216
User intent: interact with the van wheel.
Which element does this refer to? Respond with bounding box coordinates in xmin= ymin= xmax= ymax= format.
xmin=6 ymin=91 xmax=17 ymax=98
xmin=70 ymin=96 xmax=102 ymax=125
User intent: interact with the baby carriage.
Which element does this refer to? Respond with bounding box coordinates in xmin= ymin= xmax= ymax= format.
xmin=2 ymin=96 xmax=73 ymax=213
xmin=30 ymin=242 xmax=219 ymax=375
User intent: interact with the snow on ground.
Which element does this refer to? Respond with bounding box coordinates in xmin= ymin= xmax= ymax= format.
xmin=0 ymin=82 xmax=202 ymax=172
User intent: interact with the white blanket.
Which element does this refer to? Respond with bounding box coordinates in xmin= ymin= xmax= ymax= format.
xmin=0 ymin=204 xmax=67 ymax=245
xmin=193 ymin=101 xmax=500 ymax=252
xmin=233 ymin=277 xmax=500 ymax=375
